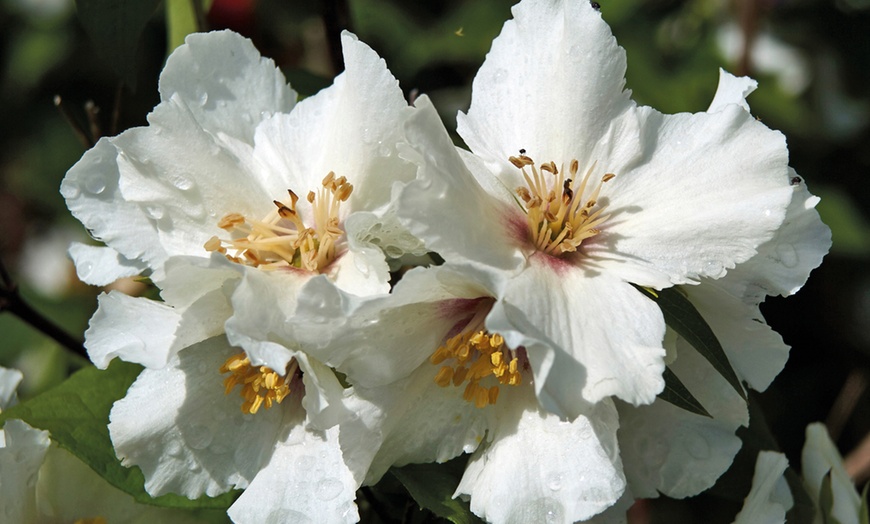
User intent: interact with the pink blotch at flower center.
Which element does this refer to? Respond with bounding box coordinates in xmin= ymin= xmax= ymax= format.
xmin=511 ymin=153 xmax=614 ymax=257
xmin=205 ymin=171 xmax=353 ymax=272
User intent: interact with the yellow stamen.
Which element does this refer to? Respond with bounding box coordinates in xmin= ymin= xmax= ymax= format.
xmin=205 ymin=172 xmax=353 ymax=273
xmin=220 ymin=352 xmax=296 ymax=414
xmin=511 ymin=153 xmax=614 ymax=256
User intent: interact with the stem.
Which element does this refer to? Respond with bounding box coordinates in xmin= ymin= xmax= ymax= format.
xmin=0 ymin=259 xmax=88 ymax=360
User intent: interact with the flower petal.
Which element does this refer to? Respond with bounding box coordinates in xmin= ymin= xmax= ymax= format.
xmin=617 ymin=342 xmax=747 ymax=499
xmin=67 ymin=242 xmax=147 ymax=286
xmin=0 ymin=367 xmax=23 ymax=411
xmin=802 ymin=422 xmax=862 ymax=523
xmin=589 ymin=102 xmax=793 ymax=287
xmin=227 ymin=422 xmax=359 ymax=524
xmin=399 ymin=96 xmax=525 ymax=272
xmin=0 ymin=419 xmax=50 ymax=524
xmin=708 ymin=69 xmax=758 ymax=113
xmin=108 ymin=336 xmax=284 ymax=498
xmin=488 ymin=258 xmax=666 ymax=416
xmin=85 ymin=291 xmax=181 ymax=369
xmin=732 ymin=451 xmax=792 ymax=524
xmin=456 ymin=0 xmax=634 ymax=179
xmin=456 ymin=391 xmax=625 ymax=524
xmin=158 ymin=30 xmax=297 ymax=146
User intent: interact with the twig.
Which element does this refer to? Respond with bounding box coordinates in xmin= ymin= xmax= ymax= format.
xmin=825 ymin=368 xmax=867 ymax=441
xmin=322 ymin=0 xmax=352 ymax=76
xmin=111 ymin=82 xmax=123 ymax=137
xmin=844 ymin=429 xmax=870 ymax=485
xmin=0 ymin=258 xmax=88 ymax=360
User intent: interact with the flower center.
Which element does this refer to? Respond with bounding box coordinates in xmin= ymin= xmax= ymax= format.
xmin=220 ymin=352 xmax=300 ymax=414
xmin=205 ymin=171 xmax=353 ymax=272
xmin=429 ymin=308 xmax=528 ymax=408
xmin=510 ymin=153 xmax=614 ymax=256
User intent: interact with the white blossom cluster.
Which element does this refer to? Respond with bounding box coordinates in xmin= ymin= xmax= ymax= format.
xmin=51 ymin=0 xmax=830 ymax=522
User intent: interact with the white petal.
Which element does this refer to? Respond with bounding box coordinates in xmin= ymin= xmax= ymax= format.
xmin=457 ymin=0 xmax=634 ymax=178
xmin=732 ymin=451 xmax=792 ymax=524
xmin=590 ymin=103 xmax=793 ymax=287
xmin=488 ymin=258 xmax=666 ymax=417
xmin=352 ymin=364 xmax=490 ymax=484
xmin=227 ymin=423 xmax=358 ymax=524
xmin=224 ymin=267 xmax=308 ymax=374
xmin=724 ymin=174 xmax=831 ymax=300
xmin=0 ymin=419 xmax=50 ymax=524
xmin=684 ymin=282 xmax=789 ymax=392
xmin=68 ymin=242 xmax=147 ymax=286
xmin=108 ymin=337 xmax=285 ymax=498
xmin=159 ymin=30 xmax=297 ymax=146
xmin=249 ymin=32 xmax=414 ymax=215
xmin=293 ymin=265 xmax=503 ymax=388
xmin=0 ymin=367 xmax=23 ymax=411
xmin=802 ymin=423 xmax=861 ymax=524
xmin=85 ymin=291 xmax=181 ymax=369
xmin=329 ymin=246 xmax=390 ymax=297
xmin=399 ymin=96 xmax=525 ymax=272
xmin=456 ymin=391 xmax=625 ymax=524
xmin=708 ymin=69 xmax=758 ymax=113
xmin=617 ymin=344 xmax=747 ymax=498
xmin=61 ymin=138 xmax=166 ymax=273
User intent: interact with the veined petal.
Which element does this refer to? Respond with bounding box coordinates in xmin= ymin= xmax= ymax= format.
xmin=456 ymin=390 xmax=625 ymax=524
xmin=617 ymin=343 xmax=747 ymax=499
xmin=399 ymin=96 xmax=524 ymax=272
xmin=108 ymin=337 xmax=285 ymax=498
xmin=227 ymin=422 xmax=359 ymax=524
xmin=158 ymin=31 xmax=297 ymax=146
xmin=85 ymin=291 xmax=181 ymax=369
xmin=590 ymin=103 xmax=793 ymax=286
xmin=457 ymin=0 xmax=634 ymax=180
xmin=488 ymin=258 xmax=666 ymax=417
xmin=67 ymin=242 xmax=147 ymax=286
xmin=732 ymin=451 xmax=792 ymax=524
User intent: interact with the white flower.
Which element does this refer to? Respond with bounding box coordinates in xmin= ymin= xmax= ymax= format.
xmin=732 ymin=451 xmax=793 ymax=524
xmin=397 ymin=0 xmax=796 ymax=421
xmin=61 ymin=28 xmax=421 ymax=523
xmin=803 ymin=423 xmax=862 ymax=524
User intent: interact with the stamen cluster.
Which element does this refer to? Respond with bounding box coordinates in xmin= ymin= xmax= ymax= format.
xmin=430 ymin=330 xmax=524 ymax=409
xmin=205 ymin=172 xmax=353 ymax=272
xmin=220 ymin=352 xmax=297 ymax=414
xmin=510 ymin=154 xmax=614 ymax=256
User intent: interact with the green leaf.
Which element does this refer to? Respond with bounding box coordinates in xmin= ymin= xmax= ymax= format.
xmin=658 ymin=366 xmax=712 ymax=417
xmin=860 ymin=482 xmax=869 ymax=524
xmin=819 ymin=470 xmax=843 ymax=524
xmin=0 ymin=360 xmax=238 ymax=509
xmin=166 ymin=0 xmax=214 ymax=54
xmin=635 ymin=285 xmax=746 ymax=401
xmin=75 ymin=0 xmax=161 ymax=89
xmin=391 ymin=457 xmax=484 ymax=524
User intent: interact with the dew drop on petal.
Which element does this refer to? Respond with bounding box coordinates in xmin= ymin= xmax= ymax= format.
xmin=168 ymin=173 xmax=195 ymax=191
xmin=144 ymin=204 xmax=165 ymax=220
xmin=686 ymin=433 xmax=711 ymax=460
xmin=64 ymin=182 xmax=81 ymax=199
xmin=165 ymin=440 xmax=182 ymax=457
xmin=546 ymin=474 xmax=563 ymax=492
xmin=84 ymin=175 xmax=107 ymax=195
xmin=775 ymin=243 xmax=799 ymax=268
xmin=187 ymin=425 xmax=213 ymax=450
xmin=198 ymin=92 xmax=209 ymax=107
xmin=78 ymin=261 xmax=94 ymax=280
xmin=492 ymin=68 xmax=508 ymax=83
xmin=315 ymin=478 xmax=344 ymax=501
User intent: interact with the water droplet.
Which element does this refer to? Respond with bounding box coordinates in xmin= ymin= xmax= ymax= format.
xmin=188 ymin=460 xmax=201 ymax=472
xmin=218 ymin=100 xmax=227 ymax=108
xmin=187 ymin=425 xmax=213 ymax=450
xmin=775 ymin=243 xmax=799 ymax=268
xmin=168 ymin=173 xmax=195 ymax=191
xmin=63 ymin=182 xmax=81 ymax=199
xmin=577 ymin=424 xmax=593 ymax=440
xmin=78 ymin=261 xmax=94 ymax=280
xmin=378 ymin=141 xmax=391 ymax=157
xmin=166 ymin=440 xmax=182 ymax=457
xmin=144 ymin=204 xmax=165 ymax=220
xmin=198 ymin=92 xmax=209 ymax=107
xmin=703 ymin=260 xmax=724 ymax=277
xmin=492 ymin=68 xmax=508 ymax=83
xmin=188 ymin=203 xmax=206 ymax=219
xmin=316 ymin=478 xmax=344 ymax=501
xmin=84 ymin=175 xmax=107 ymax=195
xmin=546 ymin=474 xmax=563 ymax=492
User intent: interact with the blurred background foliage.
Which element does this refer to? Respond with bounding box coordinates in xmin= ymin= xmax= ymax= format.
xmin=0 ymin=0 xmax=868 ymax=522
